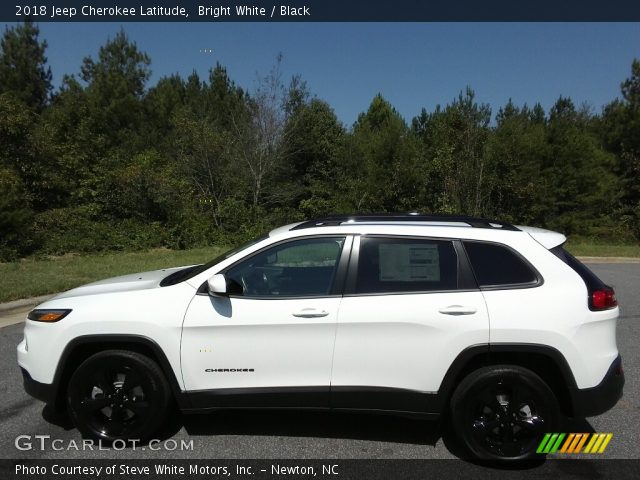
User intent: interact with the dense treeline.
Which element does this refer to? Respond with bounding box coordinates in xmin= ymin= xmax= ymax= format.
xmin=1 ymin=22 xmax=639 ymax=260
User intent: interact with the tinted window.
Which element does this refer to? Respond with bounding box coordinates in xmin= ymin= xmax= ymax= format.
xmin=464 ymin=241 xmax=537 ymax=287
xmin=226 ymin=237 xmax=345 ymax=297
xmin=356 ymin=237 xmax=458 ymax=294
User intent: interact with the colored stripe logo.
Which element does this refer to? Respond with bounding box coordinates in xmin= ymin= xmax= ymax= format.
xmin=537 ymin=433 xmax=613 ymax=454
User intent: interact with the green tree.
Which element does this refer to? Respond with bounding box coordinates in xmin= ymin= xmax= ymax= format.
xmin=541 ymin=97 xmax=617 ymax=235
xmin=0 ymin=20 xmax=52 ymax=111
xmin=0 ymin=94 xmax=36 ymax=174
xmin=205 ymin=63 xmax=246 ymax=129
xmin=0 ymin=20 xmax=51 ymax=233
xmin=33 ymin=76 xmax=95 ymax=208
xmin=284 ymin=99 xmax=345 ymax=216
xmin=46 ymin=30 xmax=153 ymax=215
xmin=601 ymin=59 xmax=640 ymax=238
xmin=0 ymin=93 xmax=40 ymax=250
xmin=414 ymin=88 xmax=491 ymax=215
xmin=485 ymin=100 xmax=547 ymax=222
xmin=339 ymin=94 xmax=421 ymax=212
xmin=0 ymin=167 xmax=33 ymax=260
xmin=80 ymin=28 xmax=150 ymax=152
xmin=143 ymin=74 xmax=187 ymax=143
xmin=171 ymin=106 xmax=243 ymax=230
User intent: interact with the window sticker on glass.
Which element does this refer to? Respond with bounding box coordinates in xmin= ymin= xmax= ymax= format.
xmin=378 ymin=244 xmax=440 ymax=282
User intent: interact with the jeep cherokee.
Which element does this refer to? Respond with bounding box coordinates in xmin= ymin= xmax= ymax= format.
xmin=17 ymin=214 xmax=624 ymax=460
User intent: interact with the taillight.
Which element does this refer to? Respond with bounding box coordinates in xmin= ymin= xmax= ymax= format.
xmin=591 ymin=288 xmax=617 ymax=310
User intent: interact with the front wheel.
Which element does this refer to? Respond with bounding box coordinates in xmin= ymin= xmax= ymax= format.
xmin=450 ymin=365 xmax=560 ymax=461
xmin=67 ymin=350 xmax=171 ymax=442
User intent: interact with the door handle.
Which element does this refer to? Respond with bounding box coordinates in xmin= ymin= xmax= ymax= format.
xmin=438 ymin=305 xmax=478 ymax=316
xmin=292 ymin=308 xmax=329 ymax=318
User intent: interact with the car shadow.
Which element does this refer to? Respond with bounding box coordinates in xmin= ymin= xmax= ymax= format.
xmin=42 ymin=404 xmax=596 ymax=467
xmin=181 ymin=409 xmax=441 ymax=446
xmin=42 ymin=404 xmax=75 ymax=430
xmin=180 ymin=409 xmax=596 ymax=468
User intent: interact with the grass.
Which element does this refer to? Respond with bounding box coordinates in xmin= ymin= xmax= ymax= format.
xmin=0 ymin=246 xmax=228 ymax=303
xmin=564 ymin=240 xmax=640 ymax=258
xmin=1 ymin=238 xmax=639 ymax=304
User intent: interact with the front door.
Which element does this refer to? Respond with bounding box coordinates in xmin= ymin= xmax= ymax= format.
xmin=181 ymin=235 xmax=351 ymax=408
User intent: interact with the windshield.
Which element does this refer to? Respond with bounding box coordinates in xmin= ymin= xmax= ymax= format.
xmin=160 ymin=234 xmax=269 ymax=287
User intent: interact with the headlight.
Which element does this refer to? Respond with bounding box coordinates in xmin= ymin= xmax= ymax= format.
xmin=27 ymin=309 xmax=72 ymax=322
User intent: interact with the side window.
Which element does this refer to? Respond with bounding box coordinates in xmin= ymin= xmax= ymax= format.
xmin=355 ymin=237 xmax=458 ymax=294
xmin=463 ymin=241 xmax=538 ymax=287
xmin=226 ymin=237 xmax=346 ymax=297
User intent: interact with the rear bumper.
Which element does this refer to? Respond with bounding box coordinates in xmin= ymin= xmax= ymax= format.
xmin=21 ymin=367 xmax=56 ymax=405
xmin=570 ymin=355 xmax=624 ymax=417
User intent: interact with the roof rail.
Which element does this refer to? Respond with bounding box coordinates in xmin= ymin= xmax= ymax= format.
xmin=290 ymin=213 xmax=520 ymax=231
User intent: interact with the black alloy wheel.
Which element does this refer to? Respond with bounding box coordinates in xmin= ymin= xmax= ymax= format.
xmin=450 ymin=365 xmax=560 ymax=461
xmin=67 ymin=350 xmax=171 ymax=442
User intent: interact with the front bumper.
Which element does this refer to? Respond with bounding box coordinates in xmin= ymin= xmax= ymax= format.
xmin=570 ymin=355 xmax=624 ymax=417
xmin=21 ymin=367 xmax=56 ymax=405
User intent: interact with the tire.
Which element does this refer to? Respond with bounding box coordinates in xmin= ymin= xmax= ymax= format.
xmin=66 ymin=350 xmax=171 ymax=443
xmin=450 ymin=365 xmax=560 ymax=461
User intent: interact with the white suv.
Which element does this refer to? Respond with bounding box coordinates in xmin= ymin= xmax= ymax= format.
xmin=17 ymin=214 xmax=624 ymax=460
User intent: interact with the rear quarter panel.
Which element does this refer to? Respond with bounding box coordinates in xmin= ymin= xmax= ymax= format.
xmin=485 ymin=235 xmax=619 ymax=389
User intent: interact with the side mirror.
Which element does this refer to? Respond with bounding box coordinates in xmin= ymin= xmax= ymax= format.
xmin=207 ymin=273 xmax=228 ymax=296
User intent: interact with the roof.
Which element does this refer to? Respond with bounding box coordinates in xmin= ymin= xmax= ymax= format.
xmin=289 ymin=214 xmax=520 ymax=232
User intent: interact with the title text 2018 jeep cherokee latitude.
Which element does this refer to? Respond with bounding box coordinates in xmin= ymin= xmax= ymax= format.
xmin=17 ymin=214 xmax=624 ymax=460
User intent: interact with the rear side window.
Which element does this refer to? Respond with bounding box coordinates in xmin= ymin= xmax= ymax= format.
xmin=463 ymin=241 xmax=538 ymax=287
xmin=356 ymin=237 xmax=458 ymax=294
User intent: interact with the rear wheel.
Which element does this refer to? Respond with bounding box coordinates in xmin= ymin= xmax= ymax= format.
xmin=67 ymin=350 xmax=171 ymax=442
xmin=450 ymin=365 xmax=560 ymax=461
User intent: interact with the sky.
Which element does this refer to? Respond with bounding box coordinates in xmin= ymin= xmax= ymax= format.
xmin=4 ymin=22 xmax=640 ymax=126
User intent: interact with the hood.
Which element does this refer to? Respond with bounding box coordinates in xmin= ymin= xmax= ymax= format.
xmin=52 ymin=266 xmax=193 ymax=300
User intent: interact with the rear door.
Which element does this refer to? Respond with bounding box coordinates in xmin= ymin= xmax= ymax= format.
xmin=331 ymin=235 xmax=489 ymax=411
